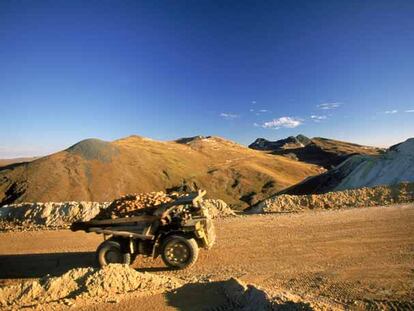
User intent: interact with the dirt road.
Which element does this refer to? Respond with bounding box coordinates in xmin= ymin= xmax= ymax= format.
xmin=1 ymin=204 xmax=413 ymax=309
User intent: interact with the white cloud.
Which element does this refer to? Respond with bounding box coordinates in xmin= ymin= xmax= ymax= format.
xmin=317 ymin=102 xmax=341 ymax=110
xmin=253 ymin=122 xmax=260 ymax=127
xmin=310 ymin=115 xmax=327 ymax=120
xmin=220 ymin=112 xmax=239 ymax=120
xmin=251 ymin=100 xmax=256 ymax=104
xmin=261 ymin=117 xmax=303 ymax=129
xmin=249 ymin=109 xmax=254 ymax=112
xmin=259 ymin=109 xmax=269 ymax=113
xmin=384 ymin=110 xmax=398 ymax=114
xmin=310 ymin=115 xmax=327 ymax=122
xmin=405 ymin=109 xmax=414 ymax=113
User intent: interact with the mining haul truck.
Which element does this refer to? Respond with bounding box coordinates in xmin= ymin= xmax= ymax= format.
xmin=71 ymin=190 xmax=215 ymax=269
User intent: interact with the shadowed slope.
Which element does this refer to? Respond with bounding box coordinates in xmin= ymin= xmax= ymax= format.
xmin=282 ymin=138 xmax=414 ymax=195
xmin=249 ymin=135 xmax=383 ymax=169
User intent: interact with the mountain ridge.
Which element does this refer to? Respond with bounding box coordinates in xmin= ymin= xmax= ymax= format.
xmin=0 ymin=135 xmax=323 ymax=209
xmin=249 ymin=135 xmax=383 ymax=169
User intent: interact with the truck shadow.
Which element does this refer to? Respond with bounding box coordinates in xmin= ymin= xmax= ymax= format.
xmin=0 ymin=252 xmax=97 ymax=279
xmin=0 ymin=252 xmax=170 ymax=280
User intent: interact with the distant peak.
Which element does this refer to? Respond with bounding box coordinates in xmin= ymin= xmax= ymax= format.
xmin=175 ymin=135 xmax=211 ymax=144
xmin=66 ymin=138 xmax=118 ymax=162
xmin=249 ymin=135 xmax=311 ymax=150
xmin=389 ymin=137 xmax=414 ymax=154
xmin=295 ymin=134 xmax=311 ymax=145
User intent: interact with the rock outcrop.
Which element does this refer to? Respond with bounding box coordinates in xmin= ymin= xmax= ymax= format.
xmin=249 ymin=134 xmax=311 ymax=151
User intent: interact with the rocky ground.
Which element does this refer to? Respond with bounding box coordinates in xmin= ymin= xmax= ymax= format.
xmin=0 ymin=204 xmax=413 ymax=310
xmin=0 ymin=264 xmax=320 ymax=310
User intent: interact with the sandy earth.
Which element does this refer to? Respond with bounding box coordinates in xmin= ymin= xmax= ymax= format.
xmin=1 ymin=204 xmax=413 ymax=310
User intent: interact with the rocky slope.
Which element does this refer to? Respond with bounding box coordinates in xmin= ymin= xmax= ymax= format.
xmin=283 ymin=138 xmax=414 ymax=195
xmin=249 ymin=135 xmax=382 ymax=169
xmin=0 ymin=135 xmax=323 ymax=209
xmin=249 ymin=134 xmax=311 ymax=151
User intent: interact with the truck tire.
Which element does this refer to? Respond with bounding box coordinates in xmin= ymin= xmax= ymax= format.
xmin=96 ymin=240 xmax=131 ymax=267
xmin=161 ymin=235 xmax=199 ymax=269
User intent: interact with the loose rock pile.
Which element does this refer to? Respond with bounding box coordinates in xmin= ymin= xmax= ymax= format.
xmin=93 ymin=191 xmax=180 ymax=219
xmin=0 ymin=264 xmax=181 ymax=309
xmin=251 ymin=182 xmax=414 ymax=213
xmin=202 ymin=199 xmax=236 ymax=218
xmin=0 ymin=201 xmax=108 ymax=231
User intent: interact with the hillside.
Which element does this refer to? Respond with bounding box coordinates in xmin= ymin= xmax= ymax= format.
xmin=249 ymin=135 xmax=382 ymax=169
xmin=0 ymin=135 xmax=323 ymax=209
xmin=0 ymin=157 xmax=39 ymax=168
xmin=282 ymin=138 xmax=414 ymax=195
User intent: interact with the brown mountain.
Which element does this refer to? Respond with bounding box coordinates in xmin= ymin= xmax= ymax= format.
xmin=0 ymin=135 xmax=323 ymax=209
xmin=249 ymin=135 xmax=383 ymax=169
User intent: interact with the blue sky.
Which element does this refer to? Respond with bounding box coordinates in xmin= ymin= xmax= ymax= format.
xmin=1 ymin=0 xmax=413 ymax=158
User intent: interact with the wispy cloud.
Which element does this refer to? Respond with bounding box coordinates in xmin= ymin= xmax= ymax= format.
xmin=310 ymin=115 xmax=327 ymax=122
xmin=384 ymin=110 xmax=398 ymax=114
xmin=405 ymin=109 xmax=414 ymax=113
xmin=261 ymin=117 xmax=303 ymax=129
xmin=317 ymin=102 xmax=341 ymax=110
xmin=251 ymin=108 xmax=270 ymax=116
xmin=219 ymin=112 xmax=239 ymax=120
xmin=251 ymin=100 xmax=256 ymax=104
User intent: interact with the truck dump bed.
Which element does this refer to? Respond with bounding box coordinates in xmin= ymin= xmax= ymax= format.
xmin=71 ymin=215 xmax=161 ymax=239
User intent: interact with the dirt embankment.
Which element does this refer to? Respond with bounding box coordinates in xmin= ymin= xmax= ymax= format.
xmin=0 ymin=264 xmax=181 ymax=310
xmin=251 ymin=182 xmax=414 ymax=213
xmin=0 ymin=201 xmax=108 ymax=231
xmin=0 ymin=191 xmax=235 ymax=231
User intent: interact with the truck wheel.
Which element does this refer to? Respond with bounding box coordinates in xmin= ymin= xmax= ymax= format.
xmin=161 ymin=235 xmax=199 ymax=269
xmin=96 ymin=240 xmax=131 ymax=267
